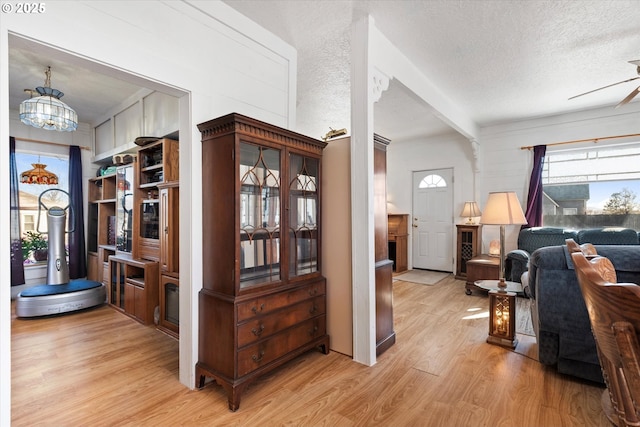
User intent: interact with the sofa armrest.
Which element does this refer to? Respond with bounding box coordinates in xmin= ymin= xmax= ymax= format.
xmin=505 ymin=250 xmax=530 ymax=283
xmin=507 ymin=249 xmax=529 ymax=263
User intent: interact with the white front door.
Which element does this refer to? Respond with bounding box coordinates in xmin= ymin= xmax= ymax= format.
xmin=412 ymin=169 xmax=453 ymax=271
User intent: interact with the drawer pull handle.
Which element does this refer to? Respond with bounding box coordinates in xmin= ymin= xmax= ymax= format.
xmin=251 ymin=303 xmax=265 ymax=314
xmin=309 ymin=305 xmax=317 ymax=315
xmin=308 ymin=288 xmax=318 ymax=296
xmin=252 ymin=350 xmax=265 ymax=363
xmin=251 ymin=324 xmax=265 ymax=337
xmin=308 ymin=325 xmax=319 ymax=336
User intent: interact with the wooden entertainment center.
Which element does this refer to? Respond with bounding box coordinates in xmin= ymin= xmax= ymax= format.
xmin=87 ymin=138 xmax=180 ymax=338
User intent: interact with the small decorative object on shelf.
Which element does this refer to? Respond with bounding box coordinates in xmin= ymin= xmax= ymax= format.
xmin=487 ymin=286 xmax=517 ymax=348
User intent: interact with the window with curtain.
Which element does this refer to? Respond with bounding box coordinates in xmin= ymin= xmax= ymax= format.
xmin=15 ymin=151 xmax=69 ymax=265
xmin=542 ymin=142 xmax=640 ymax=229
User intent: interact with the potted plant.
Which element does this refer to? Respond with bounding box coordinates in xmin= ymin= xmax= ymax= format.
xmin=22 ymin=231 xmax=48 ymax=262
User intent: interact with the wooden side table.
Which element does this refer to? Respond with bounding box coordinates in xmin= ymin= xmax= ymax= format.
xmin=465 ymin=254 xmax=500 ymax=295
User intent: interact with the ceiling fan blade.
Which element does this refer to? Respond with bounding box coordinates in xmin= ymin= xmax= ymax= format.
xmin=629 ymin=59 xmax=640 ymax=67
xmin=569 ymin=76 xmax=640 ymax=100
xmin=615 ymin=86 xmax=640 ymax=108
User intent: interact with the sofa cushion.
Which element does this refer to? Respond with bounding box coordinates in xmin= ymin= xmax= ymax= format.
xmin=576 ymin=227 xmax=639 ymax=245
xmin=517 ymin=227 xmax=578 ymax=255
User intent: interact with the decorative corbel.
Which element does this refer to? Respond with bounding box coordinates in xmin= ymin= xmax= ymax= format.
xmin=470 ymin=138 xmax=480 ymax=173
xmin=371 ymin=67 xmax=390 ymax=103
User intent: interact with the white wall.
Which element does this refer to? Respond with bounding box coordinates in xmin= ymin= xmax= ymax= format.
xmin=478 ymin=103 xmax=640 ymax=251
xmin=0 ymin=1 xmax=297 ymax=422
xmin=386 ymin=131 xmax=476 ymax=269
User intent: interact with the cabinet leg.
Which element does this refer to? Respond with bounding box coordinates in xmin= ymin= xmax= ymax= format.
xmin=228 ymin=393 xmax=241 ymax=412
xmin=319 ymin=336 xmax=330 ymax=354
xmin=197 ymin=374 xmax=206 ymax=389
xmin=221 ymin=383 xmax=243 ymax=412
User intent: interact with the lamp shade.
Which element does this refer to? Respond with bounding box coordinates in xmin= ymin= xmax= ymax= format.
xmin=20 ymin=163 xmax=59 ymax=185
xmin=480 ymin=192 xmax=527 ymax=225
xmin=20 ymin=93 xmax=78 ymax=132
xmin=19 ymin=66 xmax=78 ymax=132
xmin=460 ymin=201 xmax=481 ymax=218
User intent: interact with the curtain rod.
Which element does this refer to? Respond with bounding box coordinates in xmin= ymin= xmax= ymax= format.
xmin=520 ymin=133 xmax=640 ymax=150
xmin=15 ymin=137 xmax=91 ymax=151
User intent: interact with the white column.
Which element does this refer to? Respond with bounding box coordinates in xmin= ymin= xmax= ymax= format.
xmin=350 ymin=15 xmax=377 ymax=366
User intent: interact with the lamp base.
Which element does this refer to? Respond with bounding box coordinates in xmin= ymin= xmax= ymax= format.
xmin=487 ymin=335 xmax=518 ymax=349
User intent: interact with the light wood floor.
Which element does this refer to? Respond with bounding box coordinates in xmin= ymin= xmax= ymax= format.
xmin=12 ymin=276 xmax=609 ymax=426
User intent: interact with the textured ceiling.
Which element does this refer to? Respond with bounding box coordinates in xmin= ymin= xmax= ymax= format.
xmin=8 ymin=1 xmax=640 ymax=143
xmin=226 ymin=0 xmax=640 ymax=141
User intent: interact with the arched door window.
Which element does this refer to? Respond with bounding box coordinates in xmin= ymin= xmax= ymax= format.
xmin=418 ymin=174 xmax=447 ymax=188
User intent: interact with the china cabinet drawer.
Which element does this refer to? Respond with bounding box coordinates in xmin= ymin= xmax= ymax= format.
xmin=236 ymin=280 xmax=325 ymax=322
xmin=237 ymin=315 xmax=326 ymax=376
xmin=237 ymin=296 xmax=325 ymax=347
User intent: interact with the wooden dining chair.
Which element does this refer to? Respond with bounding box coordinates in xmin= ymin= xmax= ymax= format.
xmin=566 ymin=237 xmax=599 ymax=258
xmin=571 ymin=251 xmax=640 ymax=426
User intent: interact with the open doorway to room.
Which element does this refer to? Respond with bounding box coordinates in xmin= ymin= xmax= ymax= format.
xmin=8 ymin=33 xmax=189 ymax=383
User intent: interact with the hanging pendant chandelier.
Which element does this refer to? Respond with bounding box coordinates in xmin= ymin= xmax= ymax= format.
xmin=20 ymin=162 xmax=59 ymax=185
xmin=19 ymin=66 xmax=78 ymax=132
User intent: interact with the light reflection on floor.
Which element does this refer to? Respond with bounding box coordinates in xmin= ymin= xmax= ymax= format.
xmin=462 ymin=306 xmax=489 ymax=320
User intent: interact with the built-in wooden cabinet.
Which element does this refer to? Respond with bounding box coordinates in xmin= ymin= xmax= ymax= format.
xmin=87 ymin=172 xmax=117 ymax=283
xmin=196 ymin=113 xmax=330 ymax=411
xmin=388 ymin=214 xmax=409 ymax=273
xmin=87 ymin=137 xmax=180 ymax=330
xmin=134 ymin=138 xmax=179 ymax=262
xmin=158 ymin=182 xmax=179 ymax=273
xmin=157 ymin=181 xmax=180 ymax=337
xmin=455 ymin=224 xmax=482 ymax=280
xmin=159 ymin=273 xmax=179 ymax=338
xmin=107 ymin=254 xmax=159 ymax=324
xmin=374 ymin=134 xmax=395 ymax=357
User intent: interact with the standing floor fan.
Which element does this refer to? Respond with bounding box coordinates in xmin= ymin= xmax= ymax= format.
xmin=16 ymin=189 xmax=105 ymax=317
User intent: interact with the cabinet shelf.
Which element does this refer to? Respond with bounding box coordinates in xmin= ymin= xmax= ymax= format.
xmin=126 ymin=277 xmax=145 ymax=287
xmin=135 ymin=138 xmax=178 ymax=262
xmin=141 ymin=164 xmax=163 ymax=173
xmin=139 ymin=182 xmax=160 ymax=189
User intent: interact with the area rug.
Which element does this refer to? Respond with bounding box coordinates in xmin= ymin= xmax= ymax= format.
xmin=516 ymin=297 xmax=535 ymax=336
xmin=393 ymin=269 xmax=450 ymax=286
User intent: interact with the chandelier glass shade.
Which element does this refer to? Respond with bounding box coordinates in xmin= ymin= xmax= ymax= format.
xmin=19 ymin=67 xmax=78 ymax=132
xmin=20 ymin=163 xmax=59 ymax=185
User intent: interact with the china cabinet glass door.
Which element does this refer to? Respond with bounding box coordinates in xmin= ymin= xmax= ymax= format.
xmin=289 ymin=153 xmax=319 ymax=277
xmin=239 ymin=143 xmax=281 ymax=288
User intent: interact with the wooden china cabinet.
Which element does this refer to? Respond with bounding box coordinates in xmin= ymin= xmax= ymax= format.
xmin=196 ymin=113 xmax=330 ymax=411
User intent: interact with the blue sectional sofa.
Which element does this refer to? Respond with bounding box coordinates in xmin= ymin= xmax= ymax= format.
xmin=505 ymin=227 xmax=640 ymax=382
xmin=527 ymin=243 xmax=640 ymax=382
xmin=505 ymin=226 xmax=640 ymax=283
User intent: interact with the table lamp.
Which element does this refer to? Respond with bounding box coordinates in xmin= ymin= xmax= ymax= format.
xmin=460 ymin=201 xmax=481 ymax=224
xmin=479 ymin=192 xmax=527 ymax=288
xmin=480 ymin=191 xmax=527 ymax=348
